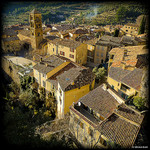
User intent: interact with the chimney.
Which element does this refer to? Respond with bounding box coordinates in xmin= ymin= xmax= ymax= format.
xmin=103 ymin=83 xmax=108 ymax=91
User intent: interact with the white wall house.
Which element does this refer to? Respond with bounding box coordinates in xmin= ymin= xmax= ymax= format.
xmin=57 ymin=83 xmax=65 ymax=119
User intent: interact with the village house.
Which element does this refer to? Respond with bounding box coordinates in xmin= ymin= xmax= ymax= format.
xmin=83 ymin=38 xmax=99 ymax=65
xmin=121 ymin=23 xmax=139 ymax=37
xmin=94 ymin=35 xmax=122 ymax=65
xmin=32 ymin=55 xmax=95 ymax=119
xmin=69 ymin=83 xmax=144 ymax=148
xmin=47 ymin=38 xmax=87 ymax=65
xmin=69 ymin=28 xmax=89 ymax=40
xmin=1 ymin=28 xmax=22 ymax=53
xmin=10 ymin=25 xmax=24 ymax=34
xmin=107 ymin=45 xmax=148 ymax=100
xmin=108 ymin=45 xmax=148 ymax=69
xmin=107 ymin=67 xmax=144 ymax=100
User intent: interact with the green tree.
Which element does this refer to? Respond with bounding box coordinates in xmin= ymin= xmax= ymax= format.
xmin=113 ymin=28 xmax=119 ymax=37
xmin=92 ymin=67 xmax=98 ymax=73
xmin=133 ymin=96 xmax=146 ymax=110
xmin=138 ymin=16 xmax=146 ymax=35
xmin=116 ymin=6 xmax=127 ymax=22
xmin=92 ymin=67 xmax=106 ymax=82
xmin=19 ymin=89 xmax=39 ymax=107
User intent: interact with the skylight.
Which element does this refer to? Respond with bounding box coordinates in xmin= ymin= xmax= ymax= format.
xmin=66 ymin=78 xmax=70 ymax=81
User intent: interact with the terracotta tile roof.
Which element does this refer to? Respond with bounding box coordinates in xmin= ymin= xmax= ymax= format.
xmin=70 ymin=84 xmax=144 ymax=148
xmin=108 ymin=67 xmax=131 ymax=82
xmin=108 ymin=67 xmax=143 ymax=91
xmin=83 ymin=38 xmax=99 ymax=45
xmin=45 ymin=35 xmax=59 ymax=41
xmin=78 ymin=85 xmax=120 ymax=118
xmin=120 ymin=36 xmax=137 ymax=45
xmin=111 ymin=59 xmax=138 ymax=68
xmin=121 ymin=68 xmax=143 ymax=91
xmin=2 ymin=36 xmax=19 ymax=42
xmin=47 ymin=62 xmax=76 ymax=81
xmin=49 ymin=38 xmax=82 ymax=49
xmin=124 ymin=59 xmax=138 ymax=67
xmin=73 ymin=28 xmax=89 ymax=34
xmin=96 ymin=35 xmax=122 ymax=47
xmin=114 ymin=103 xmax=144 ymax=125
xmin=109 ymin=45 xmax=148 ymax=62
xmin=19 ymin=30 xmax=30 ymax=37
xmin=2 ymin=28 xmax=17 ymax=36
xmin=33 ymin=55 xmax=67 ymax=74
xmin=57 ymin=67 xmax=95 ymax=91
xmin=97 ymin=113 xmax=141 ymax=148
xmin=10 ymin=26 xmax=24 ymax=31
xmin=53 ymin=24 xmax=74 ymax=31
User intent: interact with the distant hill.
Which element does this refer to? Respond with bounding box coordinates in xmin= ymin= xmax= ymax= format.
xmin=2 ymin=1 xmax=148 ymax=26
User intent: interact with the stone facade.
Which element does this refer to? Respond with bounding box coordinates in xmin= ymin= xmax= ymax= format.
xmin=30 ymin=9 xmax=43 ymax=50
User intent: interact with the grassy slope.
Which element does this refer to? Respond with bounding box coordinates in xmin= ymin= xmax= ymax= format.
xmin=2 ymin=2 xmax=147 ymax=26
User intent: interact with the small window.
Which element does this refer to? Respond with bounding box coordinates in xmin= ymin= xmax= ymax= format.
xmin=69 ymin=54 xmax=74 ymax=59
xmin=53 ymin=48 xmax=54 ymax=52
xmin=70 ymin=48 xmax=74 ymax=52
xmin=101 ymin=53 xmax=103 ymax=57
xmin=60 ymin=51 xmax=65 ymax=56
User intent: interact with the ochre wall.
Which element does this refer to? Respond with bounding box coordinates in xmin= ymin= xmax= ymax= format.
xmin=64 ymin=79 xmax=95 ymax=114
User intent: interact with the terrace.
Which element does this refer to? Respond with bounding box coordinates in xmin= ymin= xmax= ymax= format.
xmin=70 ymin=102 xmax=102 ymax=127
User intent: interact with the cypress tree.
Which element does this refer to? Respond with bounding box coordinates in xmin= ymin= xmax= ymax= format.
xmin=138 ymin=16 xmax=146 ymax=35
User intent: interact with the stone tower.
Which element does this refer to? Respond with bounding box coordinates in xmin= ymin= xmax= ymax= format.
xmin=30 ymin=9 xmax=43 ymax=50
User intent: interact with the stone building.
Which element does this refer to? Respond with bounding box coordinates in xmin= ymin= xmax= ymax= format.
xmin=32 ymin=55 xmax=95 ymax=119
xmin=29 ymin=9 xmax=43 ymax=50
xmin=1 ymin=28 xmax=22 ymax=53
xmin=69 ymin=84 xmax=144 ymax=148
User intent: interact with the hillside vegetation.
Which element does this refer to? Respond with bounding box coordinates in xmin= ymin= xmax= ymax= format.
xmin=2 ymin=2 xmax=148 ymax=26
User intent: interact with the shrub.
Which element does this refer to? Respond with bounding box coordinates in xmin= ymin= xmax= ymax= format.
xmin=133 ymin=96 xmax=146 ymax=110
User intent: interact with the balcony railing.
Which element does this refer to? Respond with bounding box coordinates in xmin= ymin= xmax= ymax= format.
xmin=70 ymin=103 xmax=102 ymax=128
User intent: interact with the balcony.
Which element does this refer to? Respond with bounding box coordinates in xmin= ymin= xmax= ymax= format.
xmin=120 ymin=84 xmax=130 ymax=92
xmin=70 ymin=102 xmax=101 ymax=127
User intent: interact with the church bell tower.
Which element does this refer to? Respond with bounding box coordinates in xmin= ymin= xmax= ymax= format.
xmin=30 ymin=9 xmax=43 ymax=50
